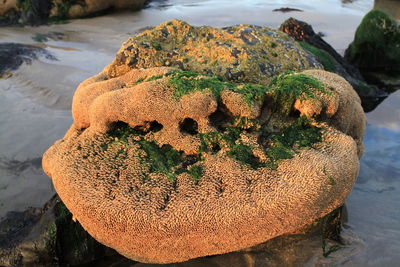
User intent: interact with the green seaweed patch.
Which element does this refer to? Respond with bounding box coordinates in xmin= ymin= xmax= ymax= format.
xmin=346 ymin=9 xmax=400 ymax=70
xmin=137 ymin=139 xmax=182 ymax=181
xmin=199 ymin=116 xmax=323 ymax=169
xmin=186 ymin=165 xmax=203 ymax=182
xmin=199 ymin=127 xmax=264 ymax=169
xmin=268 ymin=71 xmax=330 ymax=115
xmin=104 ymin=122 xmax=201 ymax=181
xmin=131 ymin=77 xmax=145 ymax=86
xmin=146 ymin=74 xmax=164 ymax=82
xmin=264 ymin=116 xmax=323 ymax=167
xmin=299 ymin=42 xmax=337 ymax=72
xmin=167 ymin=70 xmax=269 ymax=105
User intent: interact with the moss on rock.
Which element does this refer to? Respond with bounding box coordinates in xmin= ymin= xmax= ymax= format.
xmin=299 ymin=42 xmax=338 ymax=72
xmin=345 ymin=9 xmax=400 ymax=72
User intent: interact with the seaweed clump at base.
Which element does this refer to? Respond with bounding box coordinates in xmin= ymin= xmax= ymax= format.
xmin=42 ymin=20 xmax=366 ymax=264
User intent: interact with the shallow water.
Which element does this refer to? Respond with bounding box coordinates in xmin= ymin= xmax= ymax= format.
xmin=0 ymin=0 xmax=399 ymax=265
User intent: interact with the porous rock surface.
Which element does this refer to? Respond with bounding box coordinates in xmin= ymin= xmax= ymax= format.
xmin=106 ymin=20 xmax=322 ymax=83
xmin=43 ymin=53 xmax=365 ymax=263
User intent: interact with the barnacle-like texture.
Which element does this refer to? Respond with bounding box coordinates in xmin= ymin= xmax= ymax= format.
xmin=106 ymin=19 xmax=322 ymax=83
xmin=43 ymin=65 xmax=365 ymax=263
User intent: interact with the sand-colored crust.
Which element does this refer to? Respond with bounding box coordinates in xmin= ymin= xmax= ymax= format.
xmin=43 ymin=64 xmax=365 ymax=263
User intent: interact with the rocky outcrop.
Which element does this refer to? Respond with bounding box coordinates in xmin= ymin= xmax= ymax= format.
xmin=280 ymin=17 xmax=387 ymax=112
xmin=345 ymin=9 xmax=400 ymax=73
xmin=0 ymin=195 xmax=126 ymax=266
xmin=42 ymin=21 xmax=365 ymax=263
xmin=0 ymin=43 xmax=56 ymax=77
xmin=106 ymin=20 xmax=323 ymax=83
xmin=345 ymin=9 xmax=400 ymax=93
xmin=0 ymin=0 xmax=147 ymax=26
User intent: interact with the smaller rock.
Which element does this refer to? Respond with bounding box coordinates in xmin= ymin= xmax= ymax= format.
xmin=345 ymin=9 xmax=400 ymax=73
xmin=0 ymin=43 xmax=56 ymax=76
xmin=280 ymin=17 xmax=387 ymax=112
xmin=345 ymin=9 xmax=400 ymax=94
xmin=0 ymin=195 xmax=125 ymax=266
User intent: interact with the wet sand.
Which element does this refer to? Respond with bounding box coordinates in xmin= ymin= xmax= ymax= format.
xmin=1 ymin=0 xmax=399 ymax=265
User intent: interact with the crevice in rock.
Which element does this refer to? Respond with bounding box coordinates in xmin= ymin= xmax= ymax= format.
xmin=179 ymin=118 xmax=198 ymax=135
xmin=208 ymin=103 xmax=233 ymax=130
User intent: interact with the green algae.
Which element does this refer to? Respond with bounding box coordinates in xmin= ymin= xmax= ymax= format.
xmin=104 ymin=122 xmax=203 ymax=182
xmin=137 ymin=139 xmax=183 ymax=181
xmin=32 ymin=33 xmax=49 ymax=42
xmin=146 ymin=74 xmax=164 ymax=82
xmin=168 ymin=70 xmax=269 ymax=105
xmin=169 ymin=70 xmax=329 ymax=113
xmin=268 ymin=71 xmax=330 ymax=115
xmin=264 ymin=116 xmax=323 ymax=167
xmin=346 ymin=9 xmax=400 ymax=70
xmin=199 ymin=116 xmax=323 ymax=169
xmin=199 ymin=127 xmax=264 ymax=169
xmin=53 ymin=200 xmax=106 ymax=265
xmin=16 ymin=0 xmax=33 ymax=11
xmin=186 ymin=165 xmax=203 ymax=182
xmin=299 ymin=42 xmax=337 ymax=72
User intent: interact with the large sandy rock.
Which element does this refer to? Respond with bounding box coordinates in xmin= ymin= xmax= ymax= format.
xmin=43 ymin=52 xmax=365 ymax=263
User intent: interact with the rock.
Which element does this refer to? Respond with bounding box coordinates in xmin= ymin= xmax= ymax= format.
xmin=345 ymin=9 xmax=400 ymax=93
xmin=0 ymin=43 xmax=56 ymax=77
xmin=0 ymin=195 xmax=345 ymax=266
xmin=43 ymin=23 xmax=365 ymax=262
xmin=345 ymin=9 xmax=400 ymax=72
xmin=272 ymin=7 xmax=303 ymax=13
xmin=0 ymin=195 xmax=127 ymax=266
xmin=0 ymin=0 xmax=147 ymax=26
xmin=106 ymin=20 xmax=323 ymax=83
xmin=0 ymin=0 xmax=51 ymax=26
xmin=279 ymin=17 xmax=387 ymax=112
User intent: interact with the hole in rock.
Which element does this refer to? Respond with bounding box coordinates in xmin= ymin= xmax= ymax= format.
xmin=290 ymin=109 xmax=301 ymax=118
xmin=209 ymin=104 xmax=233 ymax=130
xmin=133 ymin=120 xmax=164 ymax=134
xmin=179 ymin=118 xmax=198 ymax=135
xmin=148 ymin=121 xmax=163 ymax=132
xmin=108 ymin=120 xmax=164 ymax=136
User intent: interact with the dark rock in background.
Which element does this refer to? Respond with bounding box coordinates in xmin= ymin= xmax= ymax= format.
xmin=0 ymin=43 xmax=56 ymax=77
xmin=345 ymin=9 xmax=400 ymax=94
